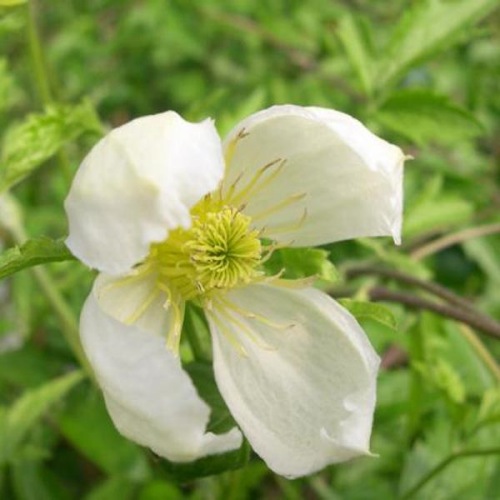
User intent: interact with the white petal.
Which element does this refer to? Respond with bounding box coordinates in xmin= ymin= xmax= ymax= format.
xmin=207 ymin=284 xmax=379 ymax=478
xmin=223 ymin=105 xmax=404 ymax=246
xmin=92 ymin=270 xmax=170 ymax=337
xmin=80 ymin=292 xmax=242 ymax=462
xmin=66 ymin=112 xmax=224 ymax=275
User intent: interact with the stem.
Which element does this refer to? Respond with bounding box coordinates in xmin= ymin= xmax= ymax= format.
xmin=411 ymin=223 xmax=500 ymax=261
xmin=400 ymin=447 xmax=500 ymax=499
xmin=31 ymin=266 xmax=94 ymax=378
xmin=345 ymin=265 xmax=475 ymax=311
xmin=9 ymin=224 xmax=93 ymax=379
xmin=27 ymin=0 xmax=52 ymax=106
xmin=368 ymin=287 xmax=500 ymax=341
xmin=183 ymin=305 xmax=209 ymax=361
xmin=459 ymin=324 xmax=500 ymax=382
xmin=26 ymin=0 xmax=73 ymax=182
xmin=224 ymin=469 xmax=244 ymax=500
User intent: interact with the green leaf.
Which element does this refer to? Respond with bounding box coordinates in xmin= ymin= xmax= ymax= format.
xmin=158 ymin=441 xmax=250 ymax=482
xmin=58 ymin=384 xmax=149 ymax=477
xmin=337 ymin=13 xmax=374 ymax=96
xmin=10 ymin=461 xmax=71 ymax=500
xmin=376 ymin=89 xmax=483 ymax=145
xmin=0 ymin=371 xmax=83 ymax=465
xmin=339 ymin=299 xmax=398 ymax=330
xmin=0 ymin=237 xmax=75 ymax=281
xmin=0 ymin=101 xmax=102 ymax=193
xmin=375 ymin=0 xmax=499 ymax=89
xmin=84 ymin=476 xmax=137 ymax=500
xmin=156 ymin=361 xmax=250 ymax=480
xmin=138 ymin=480 xmax=184 ymax=500
xmin=184 ymin=361 xmax=236 ymax=435
xmin=403 ymin=197 xmax=474 ymax=238
xmin=265 ymin=247 xmax=339 ymax=283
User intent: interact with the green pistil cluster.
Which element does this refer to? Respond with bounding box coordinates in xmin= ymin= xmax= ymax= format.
xmin=150 ymin=204 xmax=262 ymax=301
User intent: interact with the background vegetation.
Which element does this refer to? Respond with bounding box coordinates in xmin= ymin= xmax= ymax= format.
xmin=1 ymin=0 xmax=500 ymax=498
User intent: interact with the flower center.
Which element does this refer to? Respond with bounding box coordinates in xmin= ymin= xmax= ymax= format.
xmin=149 ymin=200 xmax=262 ymax=301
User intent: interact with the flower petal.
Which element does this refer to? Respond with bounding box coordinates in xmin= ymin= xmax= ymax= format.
xmin=80 ymin=292 xmax=242 ymax=462
xmin=207 ymin=283 xmax=379 ymax=478
xmin=223 ymin=105 xmax=404 ymax=246
xmin=66 ymin=112 xmax=224 ymax=275
xmin=92 ymin=270 xmax=171 ymax=337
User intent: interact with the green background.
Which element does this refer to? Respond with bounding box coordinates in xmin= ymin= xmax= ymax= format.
xmin=1 ymin=1 xmax=500 ymax=498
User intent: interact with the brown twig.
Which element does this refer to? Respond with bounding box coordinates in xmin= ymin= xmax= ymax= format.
xmin=345 ymin=265 xmax=475 ymax=311
xmin=410 ymin=223 xmax=500 ymax=261
xmin=368 ymin=287 xmax=500 ymax=341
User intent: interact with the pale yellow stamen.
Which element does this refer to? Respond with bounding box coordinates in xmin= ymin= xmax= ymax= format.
xmin=210 ymin=301 xmax=275 ymax=353
xmin=259 ymin=207 xmax=308 ymax=237
xmin=149 ymin=201 xmax=262 ymax=302
xmin=250 ymin=192 xmax=306 ymax=222
xmin=225 ymin=158 xmax=285 ymax=206
xmin=118 ymin=138 xmax=312 ymax=357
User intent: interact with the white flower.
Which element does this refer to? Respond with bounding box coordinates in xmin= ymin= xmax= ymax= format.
xmin=65 ymin=105 xmax=404 ymax=478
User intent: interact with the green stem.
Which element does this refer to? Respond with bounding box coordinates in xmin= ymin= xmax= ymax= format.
xmin=27 ymin=0 xmax=52 ymax=106
xmin=31 ymin=266 xmax=94 ymax=379
xmin=459 ymin=324 xmax=500 ymax=382
xmin=26 ymin=0 xmax=73 ymax=182
xmin=400 ymin=447 xmax=500 ymax=499
xmin=9 ymin=224 xmax=94 ymax=380
xmin=183 ymin=305 xmax=209 ymax=361
xmin=224 ymin=469 xmax=243 ymax=500
xmin=411 ymin=223 xmax=500 ymax=261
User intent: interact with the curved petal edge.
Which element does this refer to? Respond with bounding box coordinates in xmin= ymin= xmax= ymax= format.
xmin=80 ymin=292 xmax=242 ymax=462
xmin=65 ymin=111 xmax=225 ymax=275
xmin=207 ymin=283 xmax=379 ymax=478
xmin=223 ymin=104 xmax=404 ymax=247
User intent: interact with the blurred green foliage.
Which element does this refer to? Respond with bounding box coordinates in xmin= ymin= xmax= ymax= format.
xmin=1 ymin=0 xmax=500 ymax=498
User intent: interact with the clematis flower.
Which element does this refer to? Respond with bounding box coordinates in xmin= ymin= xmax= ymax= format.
xmin=65 ymin=105 xmax=404 ymax=478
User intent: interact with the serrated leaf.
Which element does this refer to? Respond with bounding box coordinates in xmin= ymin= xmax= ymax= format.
xmin=265 ymin=247 xmax=339 ymax=283
xmin=339 ymin=299 xmax=398 ymax=330
xmin=0 ymin=101 xmax=102 ymax=193
xmin=0 ymin=371 xmax=83 ymax=465
xmin=337 ymin=13 xmax=374 ymax=96
xmin=0 ymin=237 xmax=75 ymax=281
xmin=375 ymin=0 xmax=499 ymax=89
xmin=376 ymin=90 xmax=483 ymax=145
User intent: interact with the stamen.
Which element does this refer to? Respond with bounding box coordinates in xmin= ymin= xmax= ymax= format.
xmin=149 ymin=203 xmax=262 ymax=301
xmin=259 ymin=241 xmax=288 ymax=264
xmin=97 ymin=265 xmax=154 ymax=295
xmin=267 ymin=276 xmax=317 ymax=289
xmin=212 ymin=299 xmax=275 ymax=352
xmin=250 ymin=192 xmax=306 ymax=222
xmin=165 ymin=289 xmax=185 ymax=356
xmin=124 ymin=288 xmax=161 ymax=325
xmin=209 ymin=310 xmax=248 ymax=357
xmin=216 ymin=295 xmax=293 ymax=332
xmin=221 ymin=171 xmax=244 ymax=203
xmin=224 ymin=128 xmax=248 ymax=171
xmin=226 ymin=158 xmax=286 ymax=206
xmin=259 ymin=207 xmax=308 ymax=237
